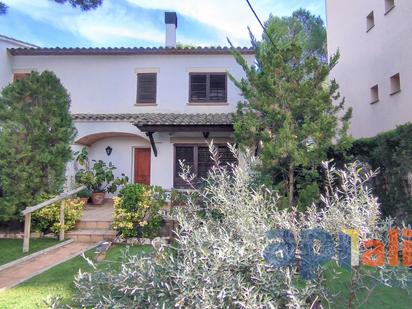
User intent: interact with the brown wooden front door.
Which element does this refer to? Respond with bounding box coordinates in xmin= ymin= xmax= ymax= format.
xmin=134 ymin=148 xmax=151 ymax=185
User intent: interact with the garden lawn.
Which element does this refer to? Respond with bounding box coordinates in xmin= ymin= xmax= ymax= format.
xmin=0 ymin=244 xmax=153 ymax=309
xmin=324 ymin=263 xmax=412 ymax=308
xmin=0 ymin=238 xmax=61 ymax=266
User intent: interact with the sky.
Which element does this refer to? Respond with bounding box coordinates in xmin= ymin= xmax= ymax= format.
xmin=0 ymin=0 xmax=325 ymax=48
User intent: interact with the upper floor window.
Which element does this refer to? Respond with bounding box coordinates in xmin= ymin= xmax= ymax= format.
xmin=390 ymin=73 xmax=401 ymax=95
xmin=370 ymin=84 xmax=379 ymax=104
xmin=13 ymin=72 xmax=30 ymax=82
xmin=189 ymin=73 xmax=227 ymax=103
xmin=366 ymin=11 xmax=375 ymax=32
xmin=136 ymin=73 xmax=157 ymax=104
xmin=385 ymin=0 xmax=395 ymax=14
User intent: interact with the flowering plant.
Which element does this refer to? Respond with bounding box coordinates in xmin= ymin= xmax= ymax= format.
xmin=112 ymin=184 xmax=166 ymax=238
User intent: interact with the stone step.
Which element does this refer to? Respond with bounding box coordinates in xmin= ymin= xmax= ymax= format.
xmin=75 ymin=220 xmax=112 ymax=230
xmin=66 ymin=229 xmax=117 ymax=243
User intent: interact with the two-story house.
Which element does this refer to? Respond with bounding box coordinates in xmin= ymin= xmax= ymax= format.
xmin=0 ymin=12 xmax=255 ymax=190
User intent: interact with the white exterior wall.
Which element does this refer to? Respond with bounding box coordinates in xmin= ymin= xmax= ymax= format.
xmin=11 ymin=54 xmax=253 ymax=114
xmin=326 ymin=0 xmax=412 ymax=137
xmin=1 ymin=40 xmax=253 ymax=189
xmin=0 ymin=40 xmax=31 ymax=89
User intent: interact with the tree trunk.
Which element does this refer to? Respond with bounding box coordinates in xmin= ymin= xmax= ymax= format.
xmin=348 ymin=266 xmax=359 ymax=309
xmin=288 ymin=164 xmax=294 ymax=208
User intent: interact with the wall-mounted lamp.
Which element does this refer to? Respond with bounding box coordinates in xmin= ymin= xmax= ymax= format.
xmin=105 ymin=146 xmax=112 ymax=156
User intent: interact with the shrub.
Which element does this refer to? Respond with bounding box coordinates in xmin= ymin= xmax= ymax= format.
xmin=349 ymin=123 xmax=412 ymax=223
xmin=0 ymin=71 xmax=76 ymax=221
xmin=113 ymin=184 xmax=166 ymax=238
xmin=32 ymin=198 xmax=83 ymax=234
xmin=70 ymin=145 xmax=409 ymax=308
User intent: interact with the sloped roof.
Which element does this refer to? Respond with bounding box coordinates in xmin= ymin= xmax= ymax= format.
xmin=8 ymin=46 xmax=254 ymax=56
xmin=0 ymin=34 xmax=38 ymax=48
xmin=72 ymin=113 xmax=234 ymax=125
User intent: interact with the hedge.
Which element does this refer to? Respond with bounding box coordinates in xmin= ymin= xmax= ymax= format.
xmin=348 ymin=123 xmax=412 ymax=223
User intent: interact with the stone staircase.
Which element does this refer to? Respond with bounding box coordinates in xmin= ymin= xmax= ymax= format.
xmin=66 ymin=199 xmax=117 ymax=243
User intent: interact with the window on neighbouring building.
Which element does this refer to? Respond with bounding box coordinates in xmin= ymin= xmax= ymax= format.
xmin=370 ymin=84 xmax=379 ymax=104
xmin=174 ymin=144 xmax=236 ymax=188
xmin=189 ymin=73 xmax=227 ymax=103
xmin=13 ymin=72 xmax=30 ymax=82
xmin=136 ymin=73 xmax=157 ymax=104
xmin=366 ymin=11 xmax=375 ymax=31
xmin=385 ymin=0 xmax=395 ymax=14
xmin=390 ymin=73 xmax=401 ymax=95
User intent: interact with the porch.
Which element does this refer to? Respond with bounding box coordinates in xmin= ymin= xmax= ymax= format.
xmin=71 ymin=113 xmax=235 ymax=190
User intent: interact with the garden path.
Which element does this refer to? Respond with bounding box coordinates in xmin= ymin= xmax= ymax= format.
xmin=0 ymin=241 xmax=94 ymax=291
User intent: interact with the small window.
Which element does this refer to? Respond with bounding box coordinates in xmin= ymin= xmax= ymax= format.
xmin=390 ymin=73 xmax=401 ymax=95
xmin=189 ymin=73 xmax=227 ymax=103
xmin=370 ymin=85 xmax=379 ymax=104
xmin=136 ymin=73 xmax=157 ymax=104
xmin=366 ymin=11 xmax=375 ymax=32
xmin=13 ymin=73 xmax=30 ymax=82
xmin=385 ymin=0 xmax=395 ymax=14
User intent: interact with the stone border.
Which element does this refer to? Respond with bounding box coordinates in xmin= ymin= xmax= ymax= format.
xmin=0 ymin=241 xmax=102 ymax=291
xmin=0 ymin=239 xmax=74 ymax=272
xmin=113 ymin=236 xmax=170 ymax=247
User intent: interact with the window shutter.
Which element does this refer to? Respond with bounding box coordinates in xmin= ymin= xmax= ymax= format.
xmin=13 ymin=73 xmax=30 ymax=82
xmin=174 ymin=146 xmax=194 ymax=188
xmin=190 ymin=74 xmax=207 ymax=101
xmin=209 ymin=74 xmax=226 ymax=101
xmin=189 ymin=73 xmax=227 ymax=103
xmin=197 ymin=146 xmax=214 ymax=180
xmin=137 ymin=73 xmax=156 ymax=103
xmin=218 ymin=146 xmax=236 ymax=166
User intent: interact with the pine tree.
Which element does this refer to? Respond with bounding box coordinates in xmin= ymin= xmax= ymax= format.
xmin=230 ymin=10 xmax=352 ymax=209
xmin=0 ymin=71 xmax=76 ymax=221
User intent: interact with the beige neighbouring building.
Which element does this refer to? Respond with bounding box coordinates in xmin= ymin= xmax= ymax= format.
xmin=326 ymin=0 xmax=412 ymax=137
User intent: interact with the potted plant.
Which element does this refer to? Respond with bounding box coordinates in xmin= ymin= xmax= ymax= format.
xmin=77 ymin=188 xmax=92 ymax=206
xmin=74 ymin=149 xmax=128 ymax=205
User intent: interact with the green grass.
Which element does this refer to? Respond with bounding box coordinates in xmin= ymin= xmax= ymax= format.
xmin=0 ymin=244 xmax=153 ymax=309
xmin=0 ymin=238 xmax=61 ymax=266
xmin=324 ymin=263 xmax=412 ymax=308
xmin=0 ymin=244 xmax=410 ymax=308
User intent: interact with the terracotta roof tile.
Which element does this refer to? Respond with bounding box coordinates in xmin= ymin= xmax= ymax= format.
xmin=72 ymin=113 xmax=234 ymax=125
xmin=9 ymin=46 xmax=254 ymax=56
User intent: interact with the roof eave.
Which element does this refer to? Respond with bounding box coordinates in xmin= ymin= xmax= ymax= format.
xmin=134 ymin=124 xmax=234 ymax=133
xmin=8 ymin=47 xmax=255 ymax=56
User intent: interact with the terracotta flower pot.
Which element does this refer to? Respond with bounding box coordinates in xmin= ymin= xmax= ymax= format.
xmin=91 ymin=192 xmax=106 ymax=205
xmin=79 ymin=197 xmax=89 ymax=207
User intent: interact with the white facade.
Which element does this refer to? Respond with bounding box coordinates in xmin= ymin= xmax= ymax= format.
xmin=0 ymin=32 xmax=253 ymax=190
xmin=326 ymin=0 xmax=412 ymax=137
xmin=0 ymin=35 xmax=36 ymax=89
xmin=11 ymin=54 xmax=248 ymax=114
